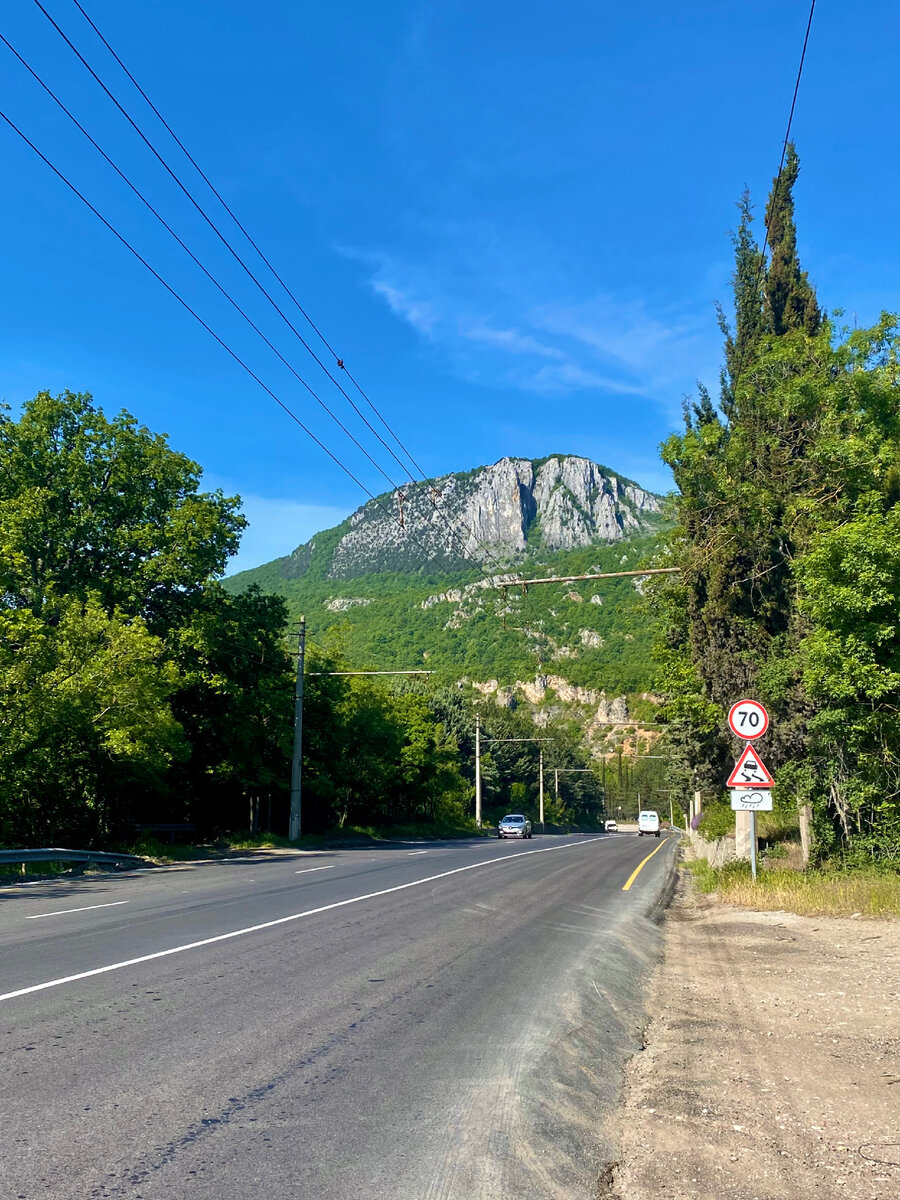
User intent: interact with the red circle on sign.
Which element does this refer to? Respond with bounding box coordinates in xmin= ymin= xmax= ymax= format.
xmin=727 ymin=699 xmax=769 ymax=741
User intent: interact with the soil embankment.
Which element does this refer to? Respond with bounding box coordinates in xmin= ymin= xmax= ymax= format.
xmin=605 ymin=873 xmax=900 ymax=1199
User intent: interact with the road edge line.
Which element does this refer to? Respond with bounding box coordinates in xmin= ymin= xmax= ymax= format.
xmin=622 ymin=835 xmax=676 ymax=892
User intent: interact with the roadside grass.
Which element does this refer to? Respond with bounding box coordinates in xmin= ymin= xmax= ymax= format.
xmin=0 ymin=860 xmax=71 ymax=885
xmin=686 ymin=858 xmax=900 ymax=917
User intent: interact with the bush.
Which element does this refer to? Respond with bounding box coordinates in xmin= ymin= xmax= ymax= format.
xmin=697 ymin=802 xmax=734 ymax=841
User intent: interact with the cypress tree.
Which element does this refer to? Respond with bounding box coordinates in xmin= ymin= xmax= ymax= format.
xmin=718 ymin=189 xmax=766 ymax=413
xmin=763 ymin=143 xmax=821 ymax=336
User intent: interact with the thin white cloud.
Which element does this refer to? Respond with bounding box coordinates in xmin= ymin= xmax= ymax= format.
xmin=532 ymin=297 xmax=697 ymax=372
xmin=458 ymin=321 xmax=566 ymax=360
xmin=370 ymin=279 xmax=439 ymax=336
xmin=517 ymin=361 xmax=647 ymax=395
xmin=224 ymin=496 xmax=350 ymax=576
xmin=348 ymin=231 xmax=721 ymax=408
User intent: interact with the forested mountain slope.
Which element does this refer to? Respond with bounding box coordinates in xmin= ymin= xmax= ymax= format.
xmin=225 ymin=455 xmax=667 ymax=696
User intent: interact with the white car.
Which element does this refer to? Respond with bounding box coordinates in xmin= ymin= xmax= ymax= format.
xmin=638 ymin=809 xmax=661 ymax=837
xmin=604 ymin=819 xmax=618 ymax=833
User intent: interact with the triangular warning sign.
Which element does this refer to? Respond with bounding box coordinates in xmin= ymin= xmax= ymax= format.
xmin=727 ymin=745 xmax=775 ymax=788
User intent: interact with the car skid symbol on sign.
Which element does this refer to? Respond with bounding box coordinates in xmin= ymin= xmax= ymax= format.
xmin=738 ymin=758 xmax=766 ymax=783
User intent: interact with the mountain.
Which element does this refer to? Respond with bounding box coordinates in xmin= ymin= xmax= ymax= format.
xmin=273 ymin=455 xmax=663 ymax=581
xmin=224 ymin=455 xmax=667 ymax=704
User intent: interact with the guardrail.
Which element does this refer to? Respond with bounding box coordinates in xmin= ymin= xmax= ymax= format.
xmin=0 ymin=847 xmax=146 ymax=867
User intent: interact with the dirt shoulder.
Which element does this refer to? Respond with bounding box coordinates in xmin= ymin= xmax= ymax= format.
xmin=606 ymin=870 xmax=900 ymax=1199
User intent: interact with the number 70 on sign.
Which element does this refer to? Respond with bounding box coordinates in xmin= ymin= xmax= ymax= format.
xmin=728 ymin=699 xmax=769 ymax=740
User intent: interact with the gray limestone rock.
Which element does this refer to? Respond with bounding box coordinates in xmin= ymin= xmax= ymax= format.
xmin=284 ymin=454 xmax=663 ymax=580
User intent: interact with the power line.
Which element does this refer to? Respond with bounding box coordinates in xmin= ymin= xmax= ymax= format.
xmin=0 ymin=106 xmax=409 ymax=534
xmin=511 ymin=567 xmax=680 ymax=587
xmin=761 ymin=0 xmax=817 ymax=270
xmin=31 ymin=0 xmax=428 ymax=495
xmin=0 ymin=32 xmax=412 ymax=502
xmin=68 ymin=0 xmax=426 ymax=485
xmin=730 ymin=0 xmax=817 ymax=390
xmin=37 ymin=0 xmax=501 ymax=581
xmin=44 ymin=0 xmax=529 ymax=586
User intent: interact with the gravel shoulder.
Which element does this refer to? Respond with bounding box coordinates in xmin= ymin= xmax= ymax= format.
xmin=605 ymin=870 xmax=900 ymax=1200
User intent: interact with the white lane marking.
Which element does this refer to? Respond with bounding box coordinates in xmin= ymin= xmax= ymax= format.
xmin=295 ymin=865 xmax=335 ymax=875
xmin=1 ymin=838 xmax=602 ymax=1003
xmin=407 ymin=850 xmax=428 ymax=856
xmin=25 ymin=901 xmax=130 ymax=920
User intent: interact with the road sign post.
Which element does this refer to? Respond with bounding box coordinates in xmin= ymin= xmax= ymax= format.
xmin=727 ymin=699 xmax=771 ymax=882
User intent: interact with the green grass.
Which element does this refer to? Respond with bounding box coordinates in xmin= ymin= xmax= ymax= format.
xmin=686 ymin=858 xmax=900 ymax=917
xmin=0 ymin=860 xmax=71 ymax=885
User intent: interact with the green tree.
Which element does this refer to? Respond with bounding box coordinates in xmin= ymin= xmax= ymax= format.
xmin=763 ymin=145 xmax=821 ymax=337
xmin=0 ymin=391 xmax=291 ymax=846
xmin=0 ymin=391 xmax=243 ymax=625
xmin=0 ymin=596 xmax=183 ymax=845
xmin=655 ymin=145 xmax=900 ymax=859
xmin=166 ymin=584 xmax=294 ymax=833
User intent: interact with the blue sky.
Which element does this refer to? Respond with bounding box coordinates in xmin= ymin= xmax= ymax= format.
xmin=1 ymin=0 xmax=898 ymax=572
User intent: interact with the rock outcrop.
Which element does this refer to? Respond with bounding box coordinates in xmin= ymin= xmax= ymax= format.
xmin=281 ymin=455 xmax=663 ymax=580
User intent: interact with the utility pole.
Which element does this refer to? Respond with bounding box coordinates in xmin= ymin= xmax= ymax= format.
xmin=475 ymin=714 xmax=482 ymax=828
xmin=289 ymin=616 xmax=306 ymax=841
xmin=484 ymin=736 xmax=551 ymax=832
xmin=539 ymin=748 xmax=544 ymax=832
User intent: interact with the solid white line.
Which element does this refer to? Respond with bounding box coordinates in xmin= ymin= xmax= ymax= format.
xmin=1 ymin=838 xmax=602 ymax=1003
xmin=25 ymin=901 xmax=130 ymax=920
xmin=407 ymin=850 xmax=428 ymax=855
xmin=294 ymin=865 xmax=336 ymax=875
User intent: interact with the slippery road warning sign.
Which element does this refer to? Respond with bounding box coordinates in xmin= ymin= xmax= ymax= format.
xmin=727 ymin=745 xmax=775 ymax=788
xmin=727 ymin=699 xmax=769 ymax=740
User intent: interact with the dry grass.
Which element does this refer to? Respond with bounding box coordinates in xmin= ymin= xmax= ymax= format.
xmin=687 ymin=859 xmax=900 ymax=917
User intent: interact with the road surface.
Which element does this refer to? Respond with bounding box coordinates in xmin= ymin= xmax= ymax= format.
xmin=0 ymin=833 xmax=676 ymax=1199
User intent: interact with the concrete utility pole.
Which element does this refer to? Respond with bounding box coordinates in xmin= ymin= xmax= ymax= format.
xmin=289 ymin=616 xmax=306 ymax=841
xmin=539 ymin=749 xmax=544 ymax=832
xmin=474 ymin=714 xmax=482 ymax=828
xmin=485 ymin=737 xmax=552 ymax=832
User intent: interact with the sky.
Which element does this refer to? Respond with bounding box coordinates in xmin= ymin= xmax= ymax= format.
xmin=1 ymin=0 xmax=898 ymax=573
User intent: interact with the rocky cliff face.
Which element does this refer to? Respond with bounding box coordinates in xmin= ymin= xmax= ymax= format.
xmin=283 ymin=455 xmax=662 ymax=580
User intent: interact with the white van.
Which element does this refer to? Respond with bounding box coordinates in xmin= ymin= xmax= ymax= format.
xmin=638 ymin=810 xmax=661 ymax=837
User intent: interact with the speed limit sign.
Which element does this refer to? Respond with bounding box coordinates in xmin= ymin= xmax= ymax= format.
xmin=728 ymin=699 xmax=769 ymax=740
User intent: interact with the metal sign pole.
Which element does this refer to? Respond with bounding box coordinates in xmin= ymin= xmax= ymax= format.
xmin=750 ymin=810 xmax=758 ymax=882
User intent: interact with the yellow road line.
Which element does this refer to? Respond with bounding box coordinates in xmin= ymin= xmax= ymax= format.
xmin=622 ymin=835 xmax=676 ymax=891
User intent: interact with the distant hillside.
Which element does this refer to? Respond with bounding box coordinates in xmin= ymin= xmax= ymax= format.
xmin=236 ymin=454 xmax=664 ymax=584
xmin=225 ymin=455 xmax=669 ymax=696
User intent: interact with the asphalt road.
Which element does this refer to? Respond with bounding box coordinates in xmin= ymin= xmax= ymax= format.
xmin=0 ymin=832 xmax=677 ymax=1200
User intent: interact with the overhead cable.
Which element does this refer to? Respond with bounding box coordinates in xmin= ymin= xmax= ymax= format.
xmin=43 ymin=0 xmax=520 ymax=582
xmin=69 ymin=0 xmax=424 ymax=483
xmin=0 ymin=106 xmax=411 ymax=538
